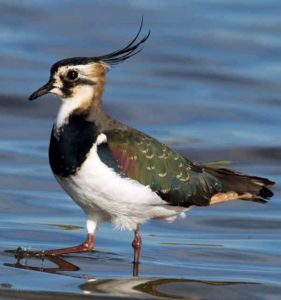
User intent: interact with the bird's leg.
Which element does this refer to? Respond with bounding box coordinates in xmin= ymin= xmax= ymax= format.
xmin=41 ymin=233 xmax=94 ymax=256
xmin=15 ymin=220 xmax=97 ymax=258
xmin=41 ymin=219 xmax=97 ymax=257
xmin=132 ymin=225 xmax=142 ymax=265
xmin=14 ymin=233 xmax=94 ymax=259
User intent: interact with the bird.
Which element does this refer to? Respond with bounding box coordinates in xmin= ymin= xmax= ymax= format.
xmin=28 ymin=21 xmax=274 ymax=265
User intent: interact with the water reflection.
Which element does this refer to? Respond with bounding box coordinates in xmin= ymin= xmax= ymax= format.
xmin=3 ymin=250 xmax=263 ymax=300
xmin=5 ymin=251 xmax=79 ymax=274
xmin=79 ymin=277 xmax=259 ymax=300
xmin=5 ymin=249 xmax=140 ymax=277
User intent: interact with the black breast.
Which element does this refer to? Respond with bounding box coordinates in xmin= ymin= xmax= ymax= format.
xmin=49 ymin=114 xmax=99 ymax=177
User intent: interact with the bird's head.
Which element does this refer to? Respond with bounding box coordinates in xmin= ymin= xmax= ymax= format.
xmin=29 ymin=20 xmax=150 ymax=112
xmin=29 ymin=58 xmax=109 ymax=111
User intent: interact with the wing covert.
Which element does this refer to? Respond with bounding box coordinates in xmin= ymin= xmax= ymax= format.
xmin=98 ymin=128 xmax=220 ymax=207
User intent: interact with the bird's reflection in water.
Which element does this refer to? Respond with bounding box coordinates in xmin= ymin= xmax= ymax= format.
xmin=80 ymin=278 xmax=259 ymax=299
xmin=5 ymin=247 xmax=140 ymax=277
xmin=5 ymin=249 xmax=80 ymax=275
xmin=4 ymin=248 xmax=259 ymax=299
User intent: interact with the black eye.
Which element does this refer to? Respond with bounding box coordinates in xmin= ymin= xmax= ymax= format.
xmin=66 ymin=70 xmax=78 ymax=81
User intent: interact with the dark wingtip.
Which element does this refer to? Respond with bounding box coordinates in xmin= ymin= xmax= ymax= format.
xmin=258 ymin=186 xmax=274 ymax=199
xmin=29 ymin=94 xmax=36 ymax=101
xmin=247 ymin=178 xmax=274 ymax=203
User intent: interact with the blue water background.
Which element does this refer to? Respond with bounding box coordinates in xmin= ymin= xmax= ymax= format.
xmin=0 ymin=1 xmax=280 ymax=299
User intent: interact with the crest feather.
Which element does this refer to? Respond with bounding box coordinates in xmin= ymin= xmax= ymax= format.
xmin=50 ymin=18 xmax=150 ymax=74
xmin=95 ymin=18 xmax=150 ymax=65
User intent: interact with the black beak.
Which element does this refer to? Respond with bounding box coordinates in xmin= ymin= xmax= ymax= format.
xmin=29 ymin=81 xmax=54 ymax=101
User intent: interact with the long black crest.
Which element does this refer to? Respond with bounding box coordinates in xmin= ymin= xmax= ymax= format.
xmin=95 ymin=18 xmax=150 ymax=65
xmin=51 ymin=18 xmax=150 ymax=74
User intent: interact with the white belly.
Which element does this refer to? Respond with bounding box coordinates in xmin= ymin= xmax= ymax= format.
xmin=56 ymin=140 xmax=187 ymax=230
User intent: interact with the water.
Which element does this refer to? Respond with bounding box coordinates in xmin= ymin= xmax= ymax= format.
xmin=0 ymin=1 xmax=280 ymax=299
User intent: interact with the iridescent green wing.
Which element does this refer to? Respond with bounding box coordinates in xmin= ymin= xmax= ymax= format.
xmin=101 ymin=128 xmax=221 ymax=207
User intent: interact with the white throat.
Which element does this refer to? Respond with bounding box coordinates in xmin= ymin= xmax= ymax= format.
xmin=55 ymin=86 xmax=93 ymax=130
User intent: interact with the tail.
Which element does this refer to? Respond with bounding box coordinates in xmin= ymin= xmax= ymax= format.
xmin=205 ymin=166 xmax=275 ymax=204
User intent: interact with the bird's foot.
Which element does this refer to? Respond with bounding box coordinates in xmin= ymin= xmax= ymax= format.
xmin=5 ymin=247 xmax=45 ymax=261
xmin=42 ymin=239 xmax=94 ymax=256
xmin=7 ymin=234 xmax=94 ymax=259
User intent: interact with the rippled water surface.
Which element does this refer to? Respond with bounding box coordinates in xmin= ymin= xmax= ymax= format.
xmin=0 ymin=1 xmax=280 ymax=299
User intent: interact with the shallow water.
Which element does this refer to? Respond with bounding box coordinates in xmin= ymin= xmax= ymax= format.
xmin=0 ymin=1 xmax=280 ymax=299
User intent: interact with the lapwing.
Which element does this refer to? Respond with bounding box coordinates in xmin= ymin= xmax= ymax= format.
xmin=28 ymin=21 xmax=274 ymax=265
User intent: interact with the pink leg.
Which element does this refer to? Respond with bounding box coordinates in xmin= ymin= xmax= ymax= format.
xmin=132 ymin=225 xmax=142 ymax=264
xmin=14 ymin=233 xmax=95 ymax=259
xmin=15 ymin=220 xmax=97 ymax=259
xmin=42 ymin=233 xmax=94 ymax=256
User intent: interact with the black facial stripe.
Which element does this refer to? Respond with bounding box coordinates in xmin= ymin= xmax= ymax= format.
xmin=59 ymin=76 xmax=96 ymax=98
xmin=60 ymin=77 xmax=74 ymax=98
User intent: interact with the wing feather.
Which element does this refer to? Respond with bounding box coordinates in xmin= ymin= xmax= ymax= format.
xmin=99 ymin=128 xmax=220 ymax=207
